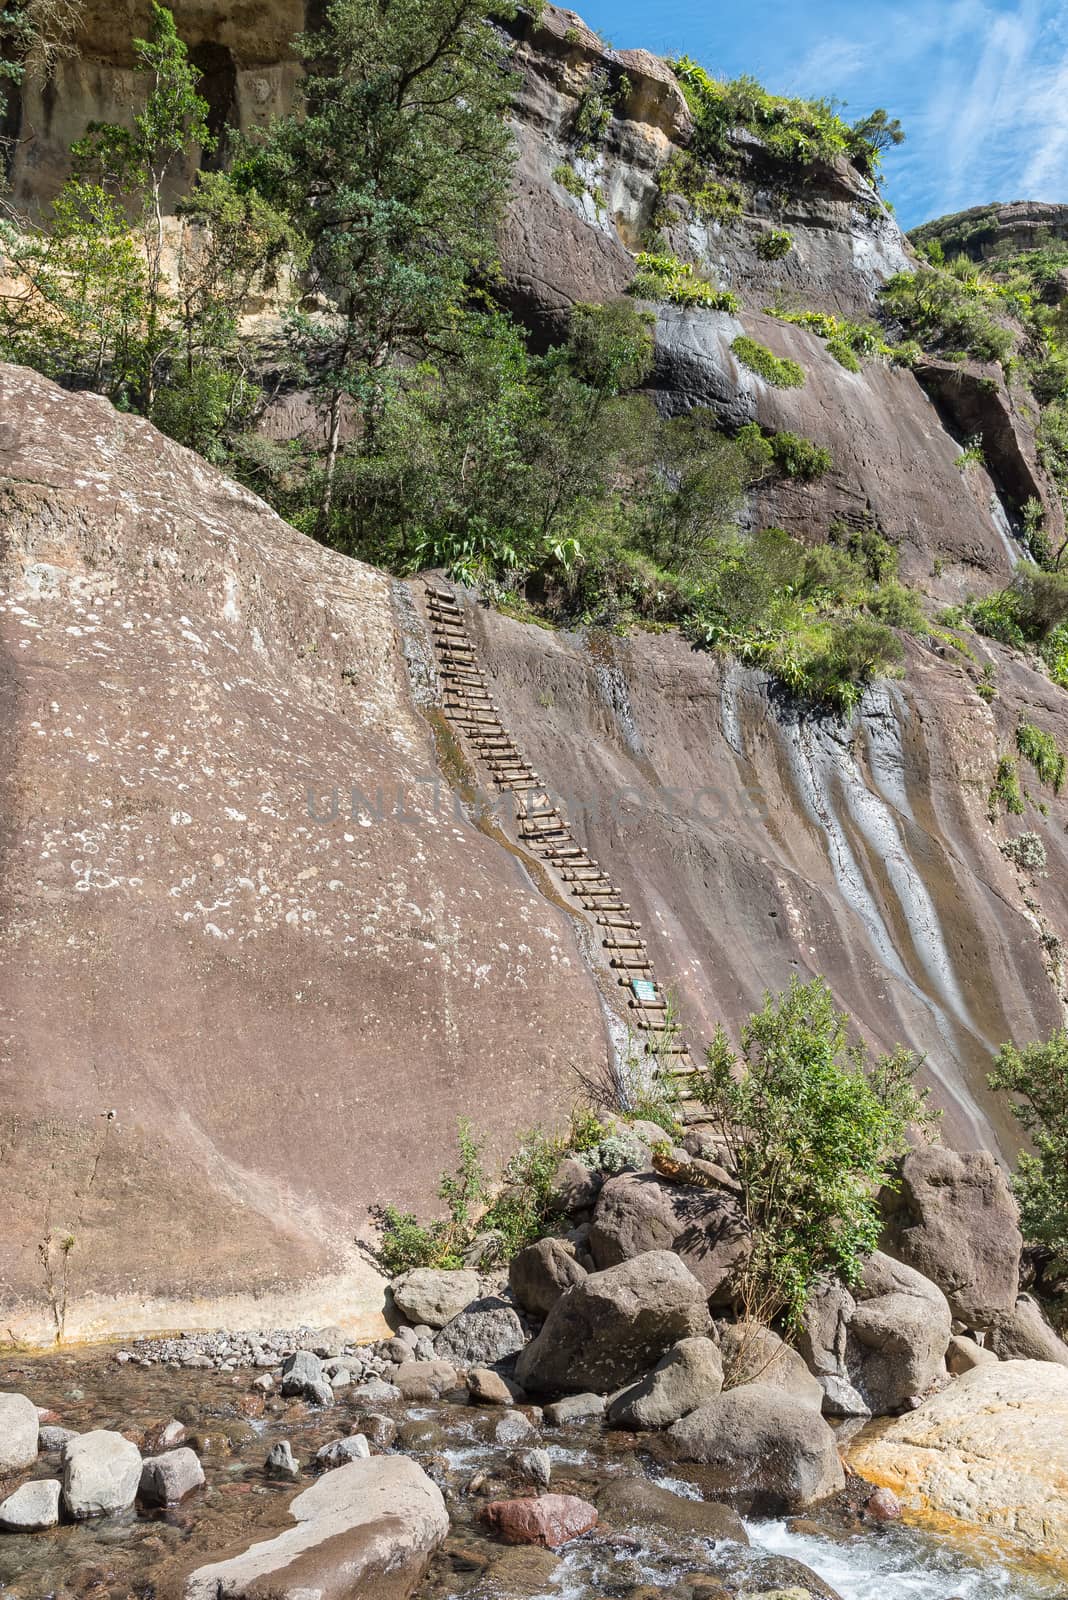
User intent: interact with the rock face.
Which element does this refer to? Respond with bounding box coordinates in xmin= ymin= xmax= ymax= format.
xmin=515 ymin=1251 xmax=711 ymax=1394
xmin=607 ymin=1336 xmax=724 ymax=1429
xmin=987 ymin=1294 xmax=1068 ymax=1366
xmin=0 ymin=364 xmax=604 ymax=1344
xmin=849 ymin=1359 xmax=1068 ymax=1563
xmin=184 ymin=1456 xmax=449 ymax=1600
xmin=879 ymin=1146 xmax=1022 ymax=1328
xmin=61 ymin=1430 xmax=142 ymax=1519
xmin=800 ymin=1253 xmax=952 ymax=1415
xmin=666 ymin=1384 xmax=846 ymax=1511
xmin=589 ymin=1173 xmax=750 ymax=1303
xmin=0 ymin=1392 xmax=39 ymax=1474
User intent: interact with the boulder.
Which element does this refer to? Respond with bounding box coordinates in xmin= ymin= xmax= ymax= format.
xmin=516 ymin=1251 xmax=711 ymax=1394
xmin=394 ymin=1360 xmax=460 ymax=1401
xmin=0 ymin=1477 xmax=62 ymax=1532
xmin=946 ymin=1335 xmax=998 ymax=1375
xmin=551 ymin=1158 xmax=602 ymax=1214
xmin=608 ymin=1337 xmax=724 ymax=1429
xmin=185 ymin=1456 xmax=449 ymax=1600
xmin=392 ymin=1268 xmax=483 ymax=1329
xmin=495 ymin=1411 xmax=535 ymax=1447
xmin=482 ymin=1494 xmax=598 ymax=1548
xmin=509 ymin=1239 xmax=587 ymax=1318
xmin=280 ymin=1349 xmax=333 ymax=1406
xmin=38 ymin=1424 xmax=78 ymax=1452
xmin=596 ymin=1477 xmax=748 ymax=1543
xmin=62 ymin=1430 xmax=142 ymax=1519
xmin=879 ymin=1147 xmax=1021 ymax=1328
xmin=0 ymin=1392 xmax=39 ymax=1474
xmin=139 ymin=1447 xmax=206 ymax=1505
xmin=987 ymin=1294 xmax=1068 ymax=1366
xmin=589 ymin=1173 xmax=750 ymax=1303
xmin=316 ymin=1434 xmax=371 ymax=1467
xmin=799 ymin=1253 xmax=951 ymax=1415
xmin=665 ymin=1384 xmax=846 ymax=1511
xmin=735 ymin=1553 xmax=843 ymax=1599
xmin=849 ymin=1359 xmax=1068 ymax=1563
xmin=433 ymin=1299 xmax=527 ymax=1368
xmin=717 ymin=1323 xmax=823 ymax=1413
xmin=469 ymin=1368 xmax=519 ymax=1405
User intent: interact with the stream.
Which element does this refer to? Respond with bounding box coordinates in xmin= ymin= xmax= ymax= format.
xmin=0 ymin=1343 xmax=1062 ymax=1600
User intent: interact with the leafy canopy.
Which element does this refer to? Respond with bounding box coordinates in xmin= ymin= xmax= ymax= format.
xmin=694 ymin=976 xmax=935 ymax=1326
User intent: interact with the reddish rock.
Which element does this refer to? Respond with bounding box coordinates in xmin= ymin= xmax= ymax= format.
xmin=866 ymin=1487 xmax=902 ymax=1522
xmin=483 ymin=1494 xmax=599 ymax=1548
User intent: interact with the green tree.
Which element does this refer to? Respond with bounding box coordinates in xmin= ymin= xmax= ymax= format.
xmin=73 ymin=2 xmax=213 ymax=406
xmin=253 ymin=0 xmax=518 ymax=529
xmin=989 ymin=1031 xmax=1068 ymax=1261
xmin=694 ymin=976 xmax=935 ymax=1328
xmin=847 ymin=108 xmax=905 ymax=179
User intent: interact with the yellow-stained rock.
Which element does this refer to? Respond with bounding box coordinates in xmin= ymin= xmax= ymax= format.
xmin=849 ymin=1359 xmax=1068 ymax=1567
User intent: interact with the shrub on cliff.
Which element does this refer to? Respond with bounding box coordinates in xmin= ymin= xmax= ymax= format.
xmin=880 ymin=264 xmax=1014 ymax=365
xmin=694 ymin=976 xmax=934 ymax=1326
xmin=731 ymin=335 xmax=805 ymax=388
xmin=990 ymin=1031 xmax=1068 ymax=1266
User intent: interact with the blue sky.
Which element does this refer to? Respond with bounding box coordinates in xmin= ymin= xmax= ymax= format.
xmin=573 ymin=0 xmax=1068 ymax=231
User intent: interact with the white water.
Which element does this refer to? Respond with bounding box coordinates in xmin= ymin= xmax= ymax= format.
xmin=750 ymin=1516 xmax=1061 ymax=1600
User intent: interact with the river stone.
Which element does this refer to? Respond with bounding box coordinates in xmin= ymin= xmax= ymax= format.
xmin=543 ymin=1393 xmax=605 ymax=1425
xmin=551 ymin=1157 xmax=602 ymax=1214
xmin=350 ymin=1378 xmax=402 ymax=1405
xmin=39 ymin=1424 xmax=78 ymax=1452
xmin=266 ymin=1440 xmax=301 ymax=1480
xmin=516 ymin=1250 xmax=711 ymax=1394
xmin=394 ymin=1360 xmax=459 ymax=1401
xmin=280 ymin=1349 xmax=333 ymax=1405
xmin=316 ymin=1434 xmax=371 ymax=1467
xmin=987 ymin=1294 xmax=1068 ymax=1366
xmin=433 ymin=1299 xmax=527 ymax=1367
xmin=139 ymin=1447 xmax=206 ymax=1505
xmin=469 ymin=1367 xmax=519 ymax=1405
xmin=62 ymin=1430 xmax=142 ymax=1519
xmin=512 ymin=1448 xmax=552 ymax=1488
xmin=879 ymin=1147 xmax=1022 ymax=1329
xmin=494 ymin=1410 xmax=534 ymax=1447
xmin=482 ymin=1493 xmax=599 ymax=1547
xmin=354 ymin=1413 xmax=398 ymax=1451
xmin=849 ymin=1359 xmax=1068 ymax=1564
xmin=184 ymin=1456 xmax=449 ymax=1600
xmin=665 ymin=1384 xmax=846 ymax=1511
xmin=589 ymin=1172 xmax=750 ymax=1303
xmin=392 ymin=1268 xmax=482 ymax=1328
xmin=596 ymin=1477 xmax=748 ymax=1543
xmin=0 ymin=1392 xmax=39 ymax=1474
xmin=509 ymin=1238 xmax=588 ymax=1318
xmin=608 ymin=1337 xmax=724 ymax=1429
xmin=0 ymin=1477 xmax=62 ymax=1532
xmin=717 ymin=1323 xmax=824 ymax=1412
xmin=737 ymin=1553 xmax=843 ymax=1599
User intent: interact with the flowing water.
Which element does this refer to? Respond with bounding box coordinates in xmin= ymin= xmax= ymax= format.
xmin=0 ymin=1345 xmax=1062 ymax=1600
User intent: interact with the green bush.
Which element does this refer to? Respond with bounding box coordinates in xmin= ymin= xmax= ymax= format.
xmin=988 ymin=755 xmax=1026 ymax=817
xmin=765 ymin=306 xmax=907 ymax=369
xmin=768 ymin=430 xmax=832 ymax=480
xmin=880 ymin=265 xmax=1014 ymax=365
xmin=990 ymin=1030 xmax=1068 ymax=1260
xmin=756 ymin=228 xmax=793 ymax=260
xmin=1016 ymin=722 xmax=1066 ymax=793
xmin=731 ymin=335 xmax=805 ymax=388
xmin=672 ymin=59 xmax=853 ymax=171
xmin=552 ymin=162 xmax=586 ymax=200
xmin=694 ymin=976 xmax=934 ymax=1328
xmin=1001 ymin=831 xmax=1048 ymax=872
xmin=374 ymin=1110 xmax=604 ymax=1273
xmin=956 ymin=436 xmax=985 ymax=470
xmin=655 ymin=152 xmax=746 ymax=224
xmin=629 ymin=251 xmax=739 ymax=310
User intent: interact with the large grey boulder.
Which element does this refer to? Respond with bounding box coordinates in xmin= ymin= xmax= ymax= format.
xmin=988 ymin=1294 xmax=1068 ymax=1367
xmin=391 ymin=1268 xmax=482 ymax=1329
xmin=800 ymin=1252 xmax=952 ymax=1415
xmin=184 ymin=1456 xmax=449 ymax=1600
xmin=0 ymin=1478 xmax=61 ymax=1532
xmin=509 ymin=1238 xmax=587 ymax=1318
xmin=0 ymin=1392 xmax=39 ymax=1474
xmin=62 ymin=1430 xmax=142 ymax=1519
xmin=432 ymin=1298 xmax=526 ymax=1367
xmin=608 ymin=1337 xmax=724 ymax=1429
xmin=665 ymin=1383 xmax=845 ymax=1510
xmin=589 ymin=1172 xmax=749 ymax=1303
xmin=516 ymin=1250 xmax=711 ymax=1394
xmin=880 ymin=1147 xmax=1021 ymax=1328
xmin=139 ymin=1447 xmax=205 ymax=1505
xmin=717 ymin=1322 xmax=824 ymax=1412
